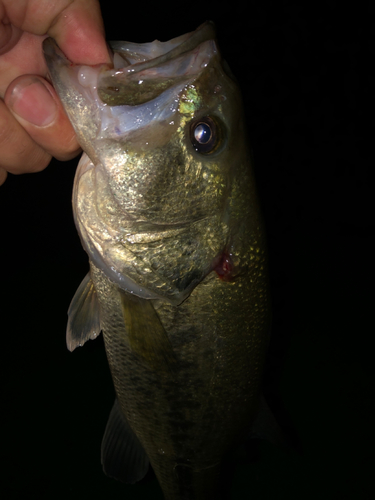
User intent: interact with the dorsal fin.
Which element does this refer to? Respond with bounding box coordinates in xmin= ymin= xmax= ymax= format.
xmin=66 ymin=273 xmax=101 ymax=351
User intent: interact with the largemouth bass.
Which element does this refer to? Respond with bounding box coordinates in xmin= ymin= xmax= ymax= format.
xmin=43 ymin=22 xmax=271 ymax=499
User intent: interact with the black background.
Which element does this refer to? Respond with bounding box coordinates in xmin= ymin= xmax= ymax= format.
xmin=1 ymin=1 xmax=373 ymax=498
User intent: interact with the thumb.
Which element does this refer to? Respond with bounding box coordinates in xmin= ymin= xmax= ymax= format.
xmin=4 ymin=74 xmax=81 ymax=161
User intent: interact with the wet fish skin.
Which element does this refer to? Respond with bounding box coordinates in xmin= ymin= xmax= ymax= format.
xmin=44 ymin=22 xmax=271 ymax=499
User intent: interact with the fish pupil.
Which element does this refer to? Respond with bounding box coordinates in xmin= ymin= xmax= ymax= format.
xmin=194 ymin=123 xmax=211 ymax=144
xmin=190 ymin=116 xmax=220 ymax=154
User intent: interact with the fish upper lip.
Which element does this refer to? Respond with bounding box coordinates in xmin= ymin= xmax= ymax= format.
xmin=117 ymin=21 xmax=216 ymax=76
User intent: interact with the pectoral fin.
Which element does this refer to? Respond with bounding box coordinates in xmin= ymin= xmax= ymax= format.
xmin=101 ymin=399 xmax=149 ymax=483
xmin=66 ymin=273 xmax=101 ymax=352
xmin=120 ymin=291 xmax=177 ymax=372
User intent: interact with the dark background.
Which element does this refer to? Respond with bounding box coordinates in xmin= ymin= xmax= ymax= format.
xmin=1 ymin=1 xmax=373 ymax=498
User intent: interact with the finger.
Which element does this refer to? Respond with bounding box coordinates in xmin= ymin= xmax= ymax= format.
xmin=2 ymin=0 xmax=110 ymax=65
xmin=48 ymin=0 xmax=110 ymax=64
xmin=0 ymin=97 xmax=51 ymax=175
xmin=4 ymin=74 xmax=81 ymax=162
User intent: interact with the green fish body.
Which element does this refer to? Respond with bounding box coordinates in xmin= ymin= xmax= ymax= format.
xmin=44 ymin=22 xmax=271 ymax=499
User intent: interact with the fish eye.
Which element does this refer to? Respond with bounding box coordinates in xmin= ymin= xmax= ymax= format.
xmin=190 ymin=116 xmax=221 ymax=154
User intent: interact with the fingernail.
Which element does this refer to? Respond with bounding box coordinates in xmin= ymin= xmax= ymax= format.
xmin=8 ymin=77 xmax=57 ymax=127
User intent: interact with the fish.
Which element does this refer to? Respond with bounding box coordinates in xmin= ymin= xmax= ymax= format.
xmin=43 ymin=22 xmax=271 ymax=499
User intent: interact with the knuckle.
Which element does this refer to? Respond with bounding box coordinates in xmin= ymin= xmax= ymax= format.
xmin=27 ymin=149 xmax=52 ymax=173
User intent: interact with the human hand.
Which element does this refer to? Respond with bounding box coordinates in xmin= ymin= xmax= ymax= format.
xmin=0 ymin=0 xmax=110 ymax=185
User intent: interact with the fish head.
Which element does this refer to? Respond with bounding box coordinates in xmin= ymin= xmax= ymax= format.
xmin=44 ymin=23 xmax=256 ymax=304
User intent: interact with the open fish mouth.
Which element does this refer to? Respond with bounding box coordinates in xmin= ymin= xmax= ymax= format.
xmin=43 ymin=22 xmax=219 ymax=155
xmin=43 ymin=21 xmax=217 ymax=108
xmin=98 ymin=21 xmax=217 ymax=106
